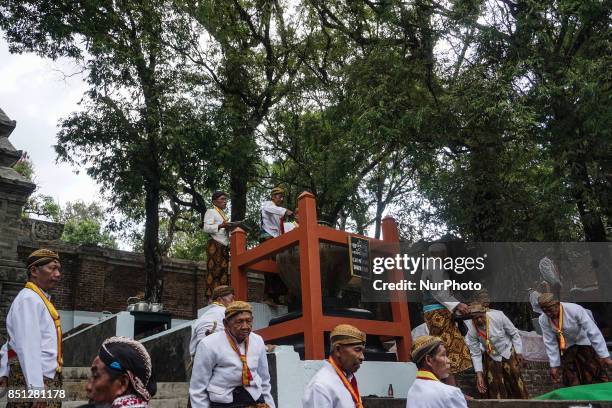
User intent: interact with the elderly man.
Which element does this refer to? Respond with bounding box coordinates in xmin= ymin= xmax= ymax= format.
xmin=189 ymin=285 xmax=235 ymax=356
xmin=260 ymin=187 xmax=293 ymax=242
xmin=189 ymin=301 xmax=275 ymax=408
xmin=406 ymin=335 xmax=468 ymax=408
xmin=203 ymin=191 xmax=232 ymax=297
xmin=465 ymin=303 xmax=528 ymax=399
xmin=79 ymin=336 xmax=156 ymax=408
xmin=302 ymin=324 xmax=366 ymax=408
xmin=420 ymin=243 xmax=472 ymax=385
xmin=1 ymin=249 xmax=63 ymax=408
xmin=538 ymin=293 xmax=611 ymax=386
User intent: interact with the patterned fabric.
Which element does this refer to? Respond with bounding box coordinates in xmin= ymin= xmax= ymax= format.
xmin=7 ymin=357 xmax=62 ymax=408
xmin=112 ymin=394 xmax=149 ymax=407
xmin=425 ymin=309 xmax=472 ymax=374
xmin=206 ymin=239 xmax=229 ymax=299
xmin=481 ymin=351 xmax=529 ymax=399
xmin=561 ymin=344 xmax=609 ymax=386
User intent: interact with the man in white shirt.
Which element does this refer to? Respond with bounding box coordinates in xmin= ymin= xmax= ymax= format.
xmin=203 ymin=191 xmax=232 ymax=298
xmin=538 ymin=293 xmax=611 ymax=386
xmin=3 ymin=249 xmax=64 ymax=408
xmin=302 ymin=324 xmax=366 ymax=408
xmin=420 ymin=243 xmax=472 ymax=386
xmin=465 ymin=303 xmax=529 ymax=399
xmin=406 ymin=335 xmax=468 ymax=408
xmin=189 ymin=301 xmax=275 ymax=408
xmin=259 ymin=187 xmax=293 ymax=242
xmin=189 ymin=285 xmax=235 ymax=356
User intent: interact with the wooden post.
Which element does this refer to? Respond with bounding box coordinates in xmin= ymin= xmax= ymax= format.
xmin=382 ymin=216 xmax=413 ymax=361
xmin=230 ymin=227 xmax=249 ymax=301
xmin=297 ymin=192 xmax=325 ymax=359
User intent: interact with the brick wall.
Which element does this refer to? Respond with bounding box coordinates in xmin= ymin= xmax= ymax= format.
xmin=17 ymin=241 xmax=208 ymax=320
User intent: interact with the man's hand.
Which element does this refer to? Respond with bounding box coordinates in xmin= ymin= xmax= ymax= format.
xmin=285 ymin=209 xmax=293 ymax=217
xmin=475 ymin=372 xmax=487 ymax=394
xmin=219 ymin=221 xmax=231 ymax=230
xmin=515 ymin=353 xmax=525 ymax=366
xmin=599 ymin=357 xmax=612 ymax=367
xmin=455 ymin=303 xmax=469 ymax=315
xmin=550 ymin=367 xmax=561 ymax=383
xmin=31 ymin=401 xmax=47 ymax=408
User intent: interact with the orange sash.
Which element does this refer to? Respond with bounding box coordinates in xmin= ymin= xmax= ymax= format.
xmin=328 ymin=357 xmax=363 ymax=408
xmin=25 ymin=282 xmax=63 ymax=372
xmin=214 ymin=206 xmax=229 ymax=223
xmin=226 ymin=330 xmax=253 ymax=386
xmin=474 ymin=315 xmax=496 ymax=356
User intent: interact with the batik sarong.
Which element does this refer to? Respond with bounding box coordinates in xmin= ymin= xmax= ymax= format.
xmin=7 ymin=356 xmax=62 ymax=408
xmin=206 ymin=239 xmax=229 ymax=299
xmin=424 ymin=308 xmax=472 ymax=374
xmin=482 ymin=351 xmax=529 ymax=399
xmin=561 ymin=344 xmax=609 ymax=386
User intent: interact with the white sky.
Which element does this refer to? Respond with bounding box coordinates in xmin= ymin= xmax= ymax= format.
xmin=0 ymin=38 xmax=102 ymax=207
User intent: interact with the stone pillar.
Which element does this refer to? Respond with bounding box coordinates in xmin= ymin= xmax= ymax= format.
xmin=0 ymin=108 xmax=36 ymax=338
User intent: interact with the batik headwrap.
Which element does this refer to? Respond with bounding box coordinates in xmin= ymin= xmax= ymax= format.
xmin=99 ymin=336 xmax=156 ymax=401
xmin=411 ymin=335 xmax=444 ymax=364
xmin=27 ymin=248 xmax=60 ymax=269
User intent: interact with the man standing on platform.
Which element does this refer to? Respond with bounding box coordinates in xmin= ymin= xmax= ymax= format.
xmin=302 ymin=324 xmax=366 ymax=408
xmin=538 ymin=293 xmax=611 ymax=386
xmin=1 ymin=249 xmax=63 ymax=408
xmin=421 ymin=243 xmax=472 ymax=386
xmin=465 ymin=303 xmax=529 ymax=399
xmin=203 ymin=191 xmax=232 ymax=298
xmin=259 ymin=187 xmax=293 ymax=242
xmin=406 ymin=335 xmax=468 ymax=408
xmin=190 ymin=301 xmax=275 ymax=408
xmin=189 ymin=285 xmax=235 ymax=357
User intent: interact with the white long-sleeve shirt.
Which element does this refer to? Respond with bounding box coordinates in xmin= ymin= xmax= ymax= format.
xmin=203 ymin=207 xmax=229 ymax=246
xmin=465 ymin=310 xmax=523 ymax=372
xmin=189 ymin=304 xmax=226 ymax=356
xmin=302 ymin=361 xmax=358 ymax=408
xmin=189 ymin=331 xmax=275 ymax=408
xmin=6 ymin=287 xmax=60 ymax=388
xmin=0 ymin=342 xmax=8 ymax=377
xmin=406 ymin=377 xmax=467 ymax=408
xmin=260 ymin=201 xmax=287 ymax=238
xmin=421 ymin=267 xmax=460 ymax=312
xmin=539 ymin=302 xmax=609 ymax=368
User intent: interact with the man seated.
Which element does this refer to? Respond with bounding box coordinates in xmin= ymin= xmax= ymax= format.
xmin=189 ymin=301 xmax=275 ymax=408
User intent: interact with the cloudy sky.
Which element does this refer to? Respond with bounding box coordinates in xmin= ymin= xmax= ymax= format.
xmin=1 ymin=38 xmax=102 ymax=206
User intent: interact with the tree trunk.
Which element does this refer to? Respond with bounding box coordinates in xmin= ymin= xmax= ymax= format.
xmin=143 ymin=178 xmax=163 ymax=303
xmin=374 ymin=173 xmax=385 ymax=239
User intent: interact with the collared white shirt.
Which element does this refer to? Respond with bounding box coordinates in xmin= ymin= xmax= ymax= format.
xmin=189 ymin=331 xmax=275 ymax=408
xmin=465 ymin=309 xmax=523 ymax=372
xmin=421 ymin=267 xmax=460 ymax=312
xmin=260 ymin=201 xmax=288 ymax=238
xmin=406 ymin=377 xmax=467 ymax=408
xmin=302 ymin=361 xmax=358 ymax=408
xmin=539 ymin=302 xmax=609 ymax=368
xmin=203 ymin=207 xmax=230 ymax=246
xmin=189 ymin=304 xmax=226 ymax=356
xmin=6 ymin=287 xmax=60 ymax=388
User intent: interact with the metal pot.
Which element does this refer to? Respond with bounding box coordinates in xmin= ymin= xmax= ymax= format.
xmin=149 ymin=303 xmax=163 ymax=312
xmin=131 ymin=301 xmax=150 ymax=312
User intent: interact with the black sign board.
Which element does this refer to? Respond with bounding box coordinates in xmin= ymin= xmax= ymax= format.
xmin=348 ymin=235 xmax=371 ymax=280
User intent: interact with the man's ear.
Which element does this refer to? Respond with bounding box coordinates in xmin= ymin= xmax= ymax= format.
xmin=113 ymin=374 xmax=130 ymax=398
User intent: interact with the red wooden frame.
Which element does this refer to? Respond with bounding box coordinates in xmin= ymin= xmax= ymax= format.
xmin=230 ymin=191 xmax=412 ymax=361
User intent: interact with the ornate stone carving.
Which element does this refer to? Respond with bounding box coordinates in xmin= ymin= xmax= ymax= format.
xmin=20 ymin=218 xmax=65 ymax=241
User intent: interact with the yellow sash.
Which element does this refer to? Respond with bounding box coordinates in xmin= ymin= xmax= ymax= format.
xmin=226 ymin=330 xmax=252 ymax=386
xmin=416 ymin=370 xmax=440 ymax=381
xmin=214 ymin=206 xmax=229 ymax=223
xmin=550 ymin=303 xmax=566 ymax=355
xmin=25 ymin=282 xmax=63 ymax=372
